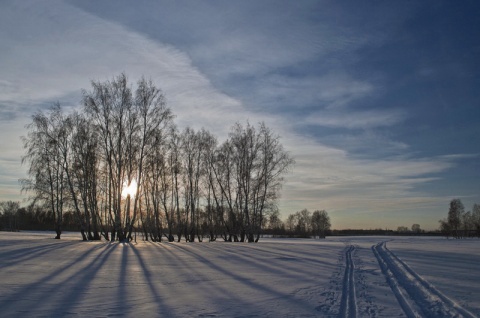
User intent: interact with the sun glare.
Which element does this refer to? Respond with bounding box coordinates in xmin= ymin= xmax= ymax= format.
xmin=122 ymin=179 xmax=137 ymax=198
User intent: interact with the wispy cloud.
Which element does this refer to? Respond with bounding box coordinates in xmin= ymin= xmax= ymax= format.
xmin=306 ymin=108 xmax=406 ymax=130
xmin=0 ymin=0 xmax=251 ymax=136
xmin=247 ymin=73 xmax=375 ymax=113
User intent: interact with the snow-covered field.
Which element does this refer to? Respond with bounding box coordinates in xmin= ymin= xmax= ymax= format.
xmin=0 ymin=232 xmax=478 ymax=317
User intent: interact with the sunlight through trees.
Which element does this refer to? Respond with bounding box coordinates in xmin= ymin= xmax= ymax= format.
xmin=21 ymin=74 xmax=294 ymax=242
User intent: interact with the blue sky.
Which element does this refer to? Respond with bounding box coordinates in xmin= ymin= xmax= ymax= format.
xmin=0 ymin=0 xmax=479 ymax=230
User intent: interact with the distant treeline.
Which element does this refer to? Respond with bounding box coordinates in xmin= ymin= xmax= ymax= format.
xmin=331 ymin=229 xmax=446 ymax=236
xmin=1 ymin=201 xmax=333 ymax=239
xmin=0 ymin=201 xmax=81 ymax=232
xmin=4 ymin=198 xmax=479 ymax=239
xmin=269 ymin=208 xmax=332 ymax=239
xmin=439 ymin=199 xmax=480 ymax=238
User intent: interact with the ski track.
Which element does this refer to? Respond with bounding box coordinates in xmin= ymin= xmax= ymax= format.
xmin=317 ymin=244 xmax=362 ymax=317
xmin=339 ymin=245 xmax=357 ymax=318
xmin=373 ymin=241 xmax=477 ymax=318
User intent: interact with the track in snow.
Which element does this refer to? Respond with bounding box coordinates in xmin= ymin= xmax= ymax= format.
xmin=339 ymin=245 xmax=357 ymax=318
xmin=373 ymin=241 xmax=476 ymax=318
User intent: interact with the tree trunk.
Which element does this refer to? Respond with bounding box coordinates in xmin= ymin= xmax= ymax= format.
xmin=54 ymin=224 xmax=62 ymax=239
xmin=80 ymin=229 xmax=88 ymax=241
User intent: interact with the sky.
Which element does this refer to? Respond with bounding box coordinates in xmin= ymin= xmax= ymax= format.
xmin=0 ymin=0 xmax=479 ymax=230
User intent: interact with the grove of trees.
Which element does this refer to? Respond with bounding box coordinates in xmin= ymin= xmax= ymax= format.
xmin=439 ymin=199 xmax=480 ymax=238
xmin=0 ymin=201 xmax=20 ymax=231
xmin=20 ymin=74 xmax=294 ymax=242
xmin=396 ymin=224 xmax=423 ymax=234
xmin=282 ymin=209 xmax=331 ymax=238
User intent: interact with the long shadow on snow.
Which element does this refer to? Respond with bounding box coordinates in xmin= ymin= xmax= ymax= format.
xmin=153 ymin=242 xmax=270 ymax=316
xmin=146 ymin=242 xmax=237 ymax=296
xmin=118 ymin=242 xmax=129 ymax=314
xmin=129 ymin=243 xmax=175 ymax=316
xmin=0 ymin=241 xmax=79 ymax=269
xmin=0 ymin=241 xmax=109 ymax=314
xmin=46 ymin=242 xmax=118 ymax=316
xmin=204 ymin=240 xmax=337 ymax=267
xmin=168 ymin=243 xmax=317 ymax=314
xmin=202 ymin=242 xmax=332 ymax=278
xmin=199 ymin=243 xmax=321 ymax=286
xmin=162 ymin=242 xmax=244 ymax=296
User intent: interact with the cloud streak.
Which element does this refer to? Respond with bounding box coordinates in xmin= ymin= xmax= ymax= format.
xmin=306 ymin=108 xmax=406 ymax=129
xmin=0 ymin=1 xmax=251 ymax=134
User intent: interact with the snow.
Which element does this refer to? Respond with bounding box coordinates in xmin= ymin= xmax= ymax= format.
xmin=0 ymin=232 xmax=478 ymax=317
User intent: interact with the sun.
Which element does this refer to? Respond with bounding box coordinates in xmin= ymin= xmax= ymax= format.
xmin=121 ymin=179 xmax=137 ymax=198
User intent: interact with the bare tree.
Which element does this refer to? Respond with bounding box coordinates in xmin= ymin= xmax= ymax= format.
xmin=0 ymin=201 xmax=20 ymax=231
xmin=126 ymin=77 xmax=173 ymax=241
xmin=69 ymin=112 xmax=103 ymax=240
xmin=411 ymin=224 xmax=421 ymax=234
xmin=169 ymin=129 xmax=184 ymax=242
xmin=285 ymin=213 xmax=296 ymax=234
xmin=143 ymin=128 xmax=175 ymax=242
xmin=439 ymin=219 xmax=451 ymax=239
xmin=180 ymin=127 xmax=208 ymax=242
xmin=397 ymin=226 xmax=409 ymax=233
xmin=215 ymin=122 xmax=294 ymax=242
xmin=311 ymin=210 xmax=331 ymax=238
xmin=267 ymin=209 xmax=285 ymax=236
xmin=22 ymin=104 xmax=68 ymax=239
xmin=461 ymin=211 xmax=473 ymax=237
xmin=472 ymin=204 xmax=480 ymax=237
xmin=211 ymin=140 xmax=241 ymax=241
xmin=448 ymin=199 xmax=464 ymax=238
xmin=201 ymin=130 xmax=220 ymax=241
xmin=83 ymin=74 xmax=132 ymax=241
xmin=251 ymin=123 xmax=294 ymax=241
xmin=295 ymin=209 xmax=311 ymax=237
xmin=83 ymin=74 xmax=172 ymax=241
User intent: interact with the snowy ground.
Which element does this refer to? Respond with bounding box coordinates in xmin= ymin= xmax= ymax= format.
xmin=0 ymin=232 xmax=478 ymax=317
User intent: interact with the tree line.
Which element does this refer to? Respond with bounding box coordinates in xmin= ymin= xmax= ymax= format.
xmin=0 ymin=200 xmax=80 ymax=232
xmin=396 ymin=224 xmax=423 ymax=234
xmin=439 ymin=199 xmax=480 ymax=238
xmin=20 ymin=74 xmax=294 ymax=242
xmin=1 ymin=201 xmax=334 ymax=239
xmin=262 ymin=208 xmax=331 ymax=238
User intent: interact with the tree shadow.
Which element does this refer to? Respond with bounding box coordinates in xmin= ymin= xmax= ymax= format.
xmin=1 ymin=239 xmax=334 ymax=317
xmin=1 ymin=240 xmax=110 ymax=315
xmin=0 ymin=241 xmax=79 ymax=269
xmin=147 ymin=241 xmax=261 ymax=317
xmin=201 ymin=242 xmax=332 ymax=277
xmin=129 ymin=243 xmax=174 ymax=316
xmin=47 ymin=242 xmax=118 ymax=316
xmin=166 ymin=242 xmax=318 ymax=315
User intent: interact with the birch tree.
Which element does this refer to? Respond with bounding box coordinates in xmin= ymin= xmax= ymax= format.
xmin=22 ymin=104 xmax=67 ymax=239
xmin=448 ymin=198 xmax=464 ymax=238
xmin=311 ymin=209 xmax=331 ymax=238
xmin=83 ymin=73 xmax=173 ymax=241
